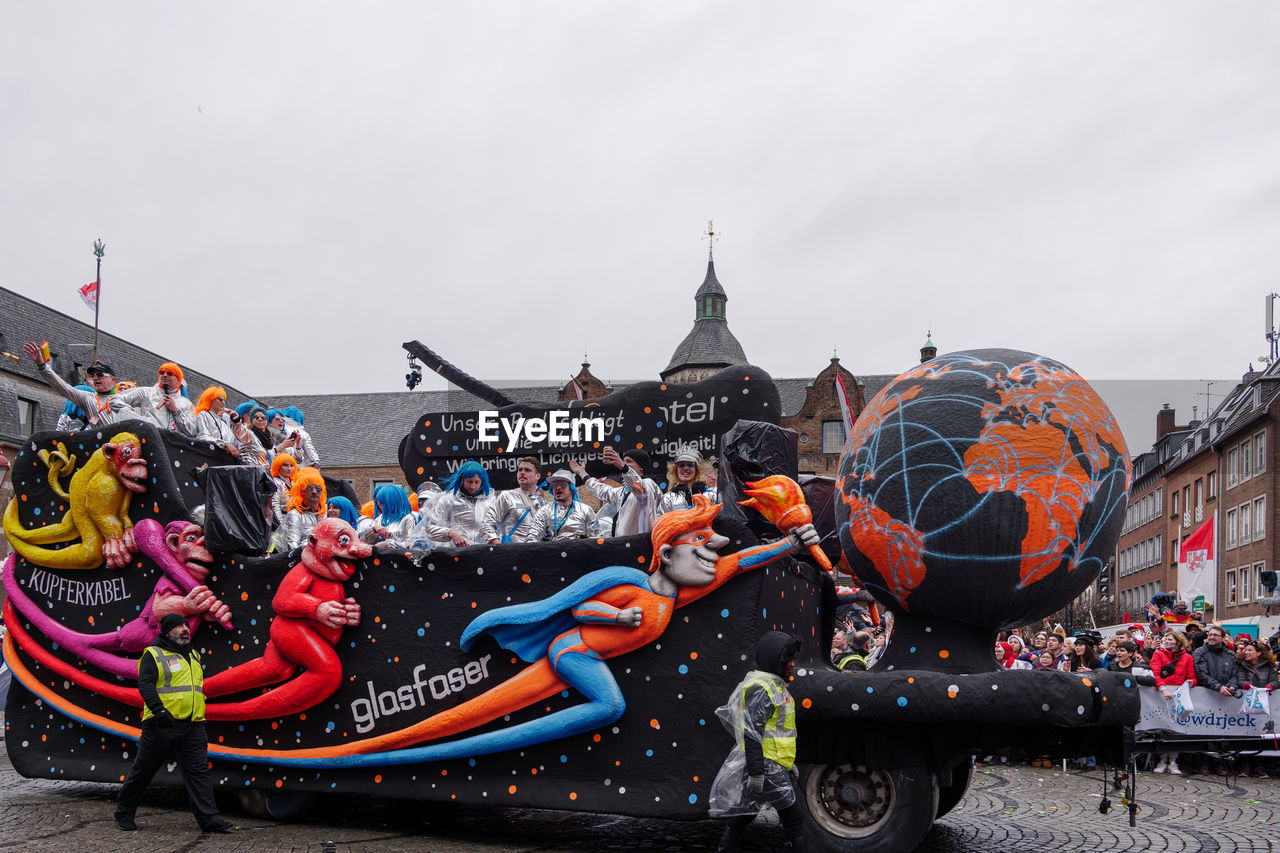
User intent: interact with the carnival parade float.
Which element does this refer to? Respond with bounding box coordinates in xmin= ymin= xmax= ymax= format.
xmin=3 ymin=350 xmax=1139 ymax=851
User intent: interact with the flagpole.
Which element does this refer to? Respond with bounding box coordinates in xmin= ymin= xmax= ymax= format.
xmin=91 ymin=239 xmax=105 ymax=363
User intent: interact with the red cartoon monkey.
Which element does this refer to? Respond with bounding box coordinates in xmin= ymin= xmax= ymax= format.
xmin=203 ymin=518 xmax=371 ymax=720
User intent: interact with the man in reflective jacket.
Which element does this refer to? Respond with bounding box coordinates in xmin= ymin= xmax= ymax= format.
xmin=114 ymin=613 xmax=233 ymax=833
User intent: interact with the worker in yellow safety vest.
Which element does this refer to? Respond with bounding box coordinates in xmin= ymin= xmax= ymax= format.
xmin=114 ymin=613 xmax=234 ymax=833
xmin=709 ymin=630 xmax=806 ymax=852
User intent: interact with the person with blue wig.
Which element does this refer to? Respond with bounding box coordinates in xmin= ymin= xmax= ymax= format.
xmin=326 ymin=496 xmax=362 ymax=529
xmin=358 ymin=484 xmax=424 ymax=548
xmin=276 ymin=405 xmax=319 ymax=468
xmin=426 ymin=460 xmax=495 ymax=548
xmin=55 ymin=387 xmax=96 ymax=432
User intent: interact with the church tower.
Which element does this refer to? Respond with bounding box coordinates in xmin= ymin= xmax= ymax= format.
xmin=660 ymin=222 xmax=749 ymax=384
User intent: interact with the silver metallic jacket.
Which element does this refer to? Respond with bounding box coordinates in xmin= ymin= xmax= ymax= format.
xmin=658 ymin=486 xmax=720 ymax=516
xmin=581 ymin=472 xmax=661 ymax=537
xmin=427 ymin=491 xmax=497 ymax=546
xmin=481 ymin=488 xmax=551 ymax=543
xmin=37 ymin=362 xmax=118 ymax=426
xmin=530 ymin=500 xmax=599 ymax=541
xmin=111 ymin=385 xmax=198 ymax=437
xmin=273 ymin=509 xmax=321 ymax=552
xmin=357 ymin=512 xmax=426 ymax=548
xmin=195 ymin=411 xmax=268 ymax=465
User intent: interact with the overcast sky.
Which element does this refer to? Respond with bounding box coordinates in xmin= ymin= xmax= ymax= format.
xmin=3 ymin=3 xmax=1278 ymax=436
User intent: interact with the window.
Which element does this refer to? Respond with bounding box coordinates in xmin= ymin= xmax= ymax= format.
xmin=1194 ymin=478 xmax=1203 ymax=509
xmin=1256 ymin=496 xmax=1267 ymax=541
xmin=370 ymin=478 xmax=395 ymax=501
xmin=1172 ymin=490 xmax=1180 ymax=516
xmin=1241 ymin=566 xmax=1251 ymax=602
xmin=1228 ymin=449 xmax=1239 ymax=487
xmin=1208 ymin=471 xmax=1217 ymax=500
xmin=821 ymin=421 xmax=846 ymax=454
xmin=1240 ymin=440 xmax=1252 ymax=483
xmin=1257 ymin=562 xmax=1268 ymax=598
xmin=1155 ymin=487 xmax=1163 ymax=517
xmin=1258 ymin=432 xmax=1267 ymax=474
xmin=1227 ymin=569 xmax=1238 ymax=605
xmin=1155 ymin=534 xmax=1162 ymax=564
xmin=1227 ymin=509 xmax=1238 ymax=548
xmin=17 ymin=397 xmax=38 ymax=437
xmin=1183 ymin=486 xmax=1191 ymax=516
xmin=1241 ymin=503 xmax=1252 ymax=543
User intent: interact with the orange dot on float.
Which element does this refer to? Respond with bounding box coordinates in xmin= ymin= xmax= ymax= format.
xmin=644 ymin=407 xmax=651 ymax=414
xmin=471 ymin=601 xmax=477 ymax=609
xmin=593 ymin=734 xmax=601 ymax=742
xmin=690 ymin=652 xmax=698 ymax=660
xmin=637 ymin=555 xmax=645 ymax=564
xmin=275 ymin=779 xmax=283 ymax=788
xmin=802 ymin=698 xmax=812 ymax=709
xmin=531 ymin=768 xmax=538 ymax=775
xmin=152 ymin=503 xmax=159 ymax=513
xmin=1082 ymin=678 xmax=1093 ymax=687
xmin=693 ymin=775 xmax=699 ymax=782
xmin=649 ymin=718 xmax=660 ymax=729
xmin=441 ymin=769 xmax=448 ymax=776
xmin=270 ymin=722 xmax=278 ymax=730
xmin=425 ymin=447 xmax=432 ymax=453
xmin=87 ymin=616 xmax=94 ymax=625
xmin=659 ymin=385 xmax=667 ymax=391
xmin=569 ymin=792 xmax=578 ymax=801
xmin=947 ymin=688 xmax=958 ymax=698
xmin=240 ymin=592 xmax=249 ymax=601
xmin=372 ymin=558 xmax=380 ymax=566
xmin=508 ymin=785 xmax=517 ymax=794
xmin=374 ymin=616 xmax=381 ymax=623
xmin=521 ymin=573 xmax=531 ymax=583
xmin=232 ymin=644 xmax=240 ymax=652
xmin=374 ymin=774 xmax=382 ymax=783
xmin=597 ymin=538 xmax=605 ymax=545
xmin=907 ymin=677 xmax=915 ymax=684
xmin=938 ymin=649 xmax=950 ymax=659
xmin=635 ymin=443 xmax=643 ymax=450
xmin=593 ymin=442 xmax=601 ymax=448
xmin=417 ymin=467 xmax=425 ymax=475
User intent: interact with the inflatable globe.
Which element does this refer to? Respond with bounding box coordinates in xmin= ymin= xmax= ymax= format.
xmin=837 ymin=349 xmax=1131 ymax=633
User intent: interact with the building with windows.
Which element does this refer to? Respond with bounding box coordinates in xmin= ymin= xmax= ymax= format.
xmin=1115 ymin=360 xmax=1280 ymax=624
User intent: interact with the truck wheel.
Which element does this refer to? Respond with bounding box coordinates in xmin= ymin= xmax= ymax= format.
xmin=797 ymin=763 xmax=938 ymax=853
xmin=236 ymin=788 xmax=316 ymax=822
xmin=935 ymin=762 xmax=972 ymax=819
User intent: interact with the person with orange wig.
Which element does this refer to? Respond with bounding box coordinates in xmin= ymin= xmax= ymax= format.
xmin=270 ymin=453 xmax=299 ymax=527
xmin=272 ymin=466 xmax=327 ymax=552
xmin=194 ymin=386 xmax=266 ymax=465
xmin=110 ymin=362 xmax=198 ymax=437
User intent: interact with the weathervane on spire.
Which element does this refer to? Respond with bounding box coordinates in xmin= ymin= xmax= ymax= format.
xmin=703 ymin=219 xmax=719 ymax=262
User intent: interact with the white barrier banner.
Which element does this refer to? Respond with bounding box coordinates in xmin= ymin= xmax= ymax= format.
xmin=1138 ymin=685 xmax=1280 ymax=737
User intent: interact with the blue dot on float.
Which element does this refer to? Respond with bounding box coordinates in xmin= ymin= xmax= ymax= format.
xmin=326 ymin=722 xmax=335 ymax=732
xmin=762 ymin=608 xmax=767 ymax=618
xmin=389 ymin=585 xmax=395 ymax=592
xmin=562 ymin=690 xmax=571 ymax=698
xmin=32 ymin=507 xmax=39 ymax=515
xmin=646 ymin=749 xmax=654 ymax=757
xmin=720 ymin=609 xmax=730 ymax=618
xmin=417 ymin=628 xmax=425 ymax=637
xmin=866 ymin=686 xmax=874 ymax=694
xmin=560 ymin=755 xmax=568 ymax=763
xmin=688 ymin=794 xmax=698 ymax=804
xmin=452 ymin=445 xmax=459 ymax=451
xmin=1124 ymin=679 xmax=1132 ymax=688
xmin=656 ymin=421 xmax=663 ymax=428
xmin=469 ymin=758 xmax=476 ymax=767
xmin=699 ymin=718 xmax=706 ymax=726
xmin=678 ymin=664 xmax=688 ymax=674
xmin=250 ymin=619 xmax=258 ymax=626
xmin=897 ymin=697 xmax=908 ymax=707
xmin=350 ymin=641 xmax=356 ymax=648
xmin=909 ymin=647 xmax=917 ymax=654
xmin=613 ymin=435 xmax=621 ymax=442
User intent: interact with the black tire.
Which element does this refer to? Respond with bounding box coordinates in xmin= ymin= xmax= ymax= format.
xmin=935 ymin=762 xmax=972 ymax=819
xmin=236 ymin=788 xmax=316 ymax=822
xmin=797 ymin=763 xmax=938 ymax=853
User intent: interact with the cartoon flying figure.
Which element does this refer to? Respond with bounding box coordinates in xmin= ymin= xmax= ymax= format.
xmin=338 ymin=494 xmax=819 ymax=764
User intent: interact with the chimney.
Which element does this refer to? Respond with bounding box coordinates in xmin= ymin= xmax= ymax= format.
xmin=1156 ymin=404 xmax=1176 ymax=441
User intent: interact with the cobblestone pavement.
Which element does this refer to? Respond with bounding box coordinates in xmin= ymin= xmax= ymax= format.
xmin=5 ymin=729 xmax=1280 ymax=852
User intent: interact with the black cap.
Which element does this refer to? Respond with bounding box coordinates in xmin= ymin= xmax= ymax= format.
xmin=86 ymin=361 xmax=114 ymax=376
xmin=622 ymin=449 xmax=651 ymax=470
xmin=159 ymin=614 xmax=187 ymax=634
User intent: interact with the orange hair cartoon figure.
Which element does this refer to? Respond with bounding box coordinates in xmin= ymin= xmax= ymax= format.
xmin=321 ymin=493 xmax=821 ymax=764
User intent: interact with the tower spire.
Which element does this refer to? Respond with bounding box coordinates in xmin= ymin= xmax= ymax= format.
xmin=703 ymin=219 xmax=718 ymax=262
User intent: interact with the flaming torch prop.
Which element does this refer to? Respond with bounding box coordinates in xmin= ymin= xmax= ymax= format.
xmin=738 ymin=475 xmax=833 ymax=572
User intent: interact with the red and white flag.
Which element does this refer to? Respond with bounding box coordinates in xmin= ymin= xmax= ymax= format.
xmin=835 ymin=371 xmax=855 ymax=433
xmin=1178 ymin=513 xmax=1216 ymax=606
xmin=570 ymin=377 xmax=585 ymax=401
xmin=78 ymin=280 xmax=99 ymax=311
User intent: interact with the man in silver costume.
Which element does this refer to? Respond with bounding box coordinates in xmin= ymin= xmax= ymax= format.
xmin=482 ymin=456 xmax=550 ymax=544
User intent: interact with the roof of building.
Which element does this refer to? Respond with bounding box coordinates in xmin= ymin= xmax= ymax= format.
xmin=0 ymin=287 xmax=249 ymax=441
xmin=694 ymin=259 xmax=726 ymax=299
xmin=662 ymin=260 xmax=749 ymax=375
